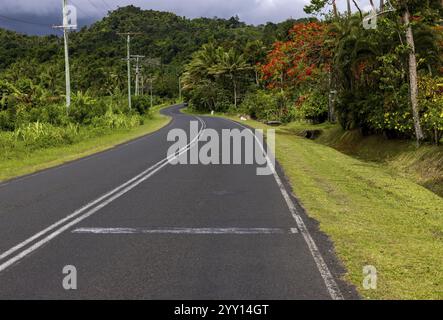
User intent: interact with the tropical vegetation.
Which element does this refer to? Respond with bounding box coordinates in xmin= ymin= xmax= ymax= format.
xmin=183 ymin=0 xmax=443 ymax=145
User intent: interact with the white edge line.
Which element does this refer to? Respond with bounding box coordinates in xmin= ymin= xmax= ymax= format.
xmin=72 ymin=227 xmax=297 ymax=234
xmin=226 ymin=118 xmax=344 ymax=300
xmin=0 ymin=116 xmax=205 ymax=270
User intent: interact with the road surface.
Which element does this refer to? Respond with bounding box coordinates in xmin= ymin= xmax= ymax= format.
xmin=0 ymin=105 xmax=356 ymax=299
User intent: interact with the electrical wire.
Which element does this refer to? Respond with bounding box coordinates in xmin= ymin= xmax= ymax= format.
xmin=69 ymin=0 xmax=90 ymax=17
xmin=100 ymin=0 xmax=113 ymax=11
xmin=86 ymin=0 xmax=107 ymax=14
xmin=0 ymin=14 xmax=53 ymax=28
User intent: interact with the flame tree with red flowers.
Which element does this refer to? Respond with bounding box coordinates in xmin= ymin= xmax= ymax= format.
xmin=260 ymin=22 xmax=334 ymax=122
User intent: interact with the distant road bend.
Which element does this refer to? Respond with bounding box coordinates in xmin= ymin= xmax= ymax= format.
xmin=0 ymin=104 xmax=353 ymax=299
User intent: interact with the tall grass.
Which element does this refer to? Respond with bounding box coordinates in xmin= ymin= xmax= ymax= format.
xmin=0 ymin=108 xmax=145 ymax=161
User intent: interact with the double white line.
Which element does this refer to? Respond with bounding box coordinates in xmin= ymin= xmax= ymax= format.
xmin=0 ymin=117 xmax=206 ymax=273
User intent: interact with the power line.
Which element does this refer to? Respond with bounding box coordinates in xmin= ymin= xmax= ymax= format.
xmin=85 ymin=0 xmax=108 ymax=14
xmin=100 ymin=0 xmax=113 ymax=11
xmin=0 ymin=14 xmax=53 ymax=28
xmin=69 ymin=0 xmax=90 ymax=17
xmin=86 ymin=0 xmax=100 ymax=10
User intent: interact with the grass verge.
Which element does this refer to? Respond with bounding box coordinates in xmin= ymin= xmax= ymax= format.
xmin=199 ymin=110 xmax=442 ymax=300
xmin=283 ymin=122 xmax=443 ymax=197
xmin=0 ymin=104 xmax=172 ymax=182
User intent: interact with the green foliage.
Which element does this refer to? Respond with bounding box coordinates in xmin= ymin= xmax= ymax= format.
xmin=131 ymin=95 xmax=156 ymax=115
xmin=182 ymin=44 xmax=254 ymax=111
xmin=0 ymin=4 xmax=442 ymax=145
xmin=69 ymin=91 xmax=105 ymax=124
xmin=240 ymin=90 xmax=275 ymax=120
xmin=239 ymin=90 xmax=296 ymax=123
xmin=328 ymin=7 xmax=442 ymax=142
xmin=13 ymin=122 xmax=80 ymax=149
xmin=303 ymin=0 xmax=330 ymax=15
xmin=419 ymin=75 xmax=443 ymax=144
xmin=296 ymin=90 xmax=328 ymax=123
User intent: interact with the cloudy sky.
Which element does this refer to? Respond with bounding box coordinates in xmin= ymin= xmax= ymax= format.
xmin=0 ymin=0 xmax=372 ymax=35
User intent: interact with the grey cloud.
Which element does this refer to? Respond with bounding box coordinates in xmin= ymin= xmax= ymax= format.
xmin=0 ymin=0 xmax=376 ymax=35
xmin=0 ymin=0 xmax=312 ymax=25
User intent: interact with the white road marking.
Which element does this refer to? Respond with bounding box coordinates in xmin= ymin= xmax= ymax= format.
xmin=0 ymin=116 xmax=206 ymax=273
xmin=1 ymin=113 xmax=343 ymax=300
xmin=72 ymin=227 xmax=299 ymax=234
xmin=225 ymin=118 xmax=344 ymax=300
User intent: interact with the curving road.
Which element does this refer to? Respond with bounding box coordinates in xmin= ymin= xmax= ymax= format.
xmin=0 ymin=104 xmax=356 ymax=299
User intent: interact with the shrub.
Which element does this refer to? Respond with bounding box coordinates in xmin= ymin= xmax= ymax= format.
xmin=296 ymin=90 xmax=328 ymax=124
xmin=240 ymin=90 xmax=296 ymax=123
xmin=132 ymin=95 xmax=151 ymax=115
xmin=90 ymin=111 xmax=142 ymax=130
xmin=13 ymin=121 xmax=80 ymax=149
xmin=28 ymin=104 xmax=70 ymax=126
xmin=0 ymin=110 xmax=14 ymax=131
xmin=419 ymin=75 xmax=443 ymax=144
xmin=240 ymin=90 xmax=274 ymax=120
xmin=69 ymin=91 xmax=107 ymax=124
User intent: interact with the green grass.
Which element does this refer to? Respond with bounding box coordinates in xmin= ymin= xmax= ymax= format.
xmin=203 ymin=112 xmax=442 ymax=299
xmin=0 ymin=104 xmax=171 ymax=182
xmin=283 ymin=122 xmax=443 ymax=197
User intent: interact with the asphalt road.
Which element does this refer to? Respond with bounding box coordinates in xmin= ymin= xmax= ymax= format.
xmin=0 ymin=104 xmax=357 ymax=299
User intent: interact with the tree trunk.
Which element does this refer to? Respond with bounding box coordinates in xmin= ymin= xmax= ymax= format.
xmin=347 ymin=0 xmax=352 ymax=17
xmin=332 ymin=0 xmax=338 ymax=18
xmin=404 ymin=8 xmax=424 ymax=145
xmin=380 ymin=0 xmax=384 ymax=11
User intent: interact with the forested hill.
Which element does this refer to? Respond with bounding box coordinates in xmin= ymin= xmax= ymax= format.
xmin=0 ymin=5 xmax=309 ymax=97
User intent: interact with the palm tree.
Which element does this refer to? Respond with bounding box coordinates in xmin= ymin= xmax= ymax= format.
xmin=181 ymin=43 xmax=218 ymax=91
xmin=209 ymin=48 xmax=251 ymax=108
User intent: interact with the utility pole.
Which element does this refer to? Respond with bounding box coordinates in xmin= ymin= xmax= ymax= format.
xmin=140 ymin=75 xmax=144 ymax=96
xmin=54 ymin=0 xmax=76 ymax=112
xmin=178 ymin=76 xmax=182 ymax=101
xmin=117 ymin=32 xmax=141 ymax=110
xmin=148 ymin=77 xmax=154 ymax=109
xmin=131 ymin=55 xmax=145 ymax=96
